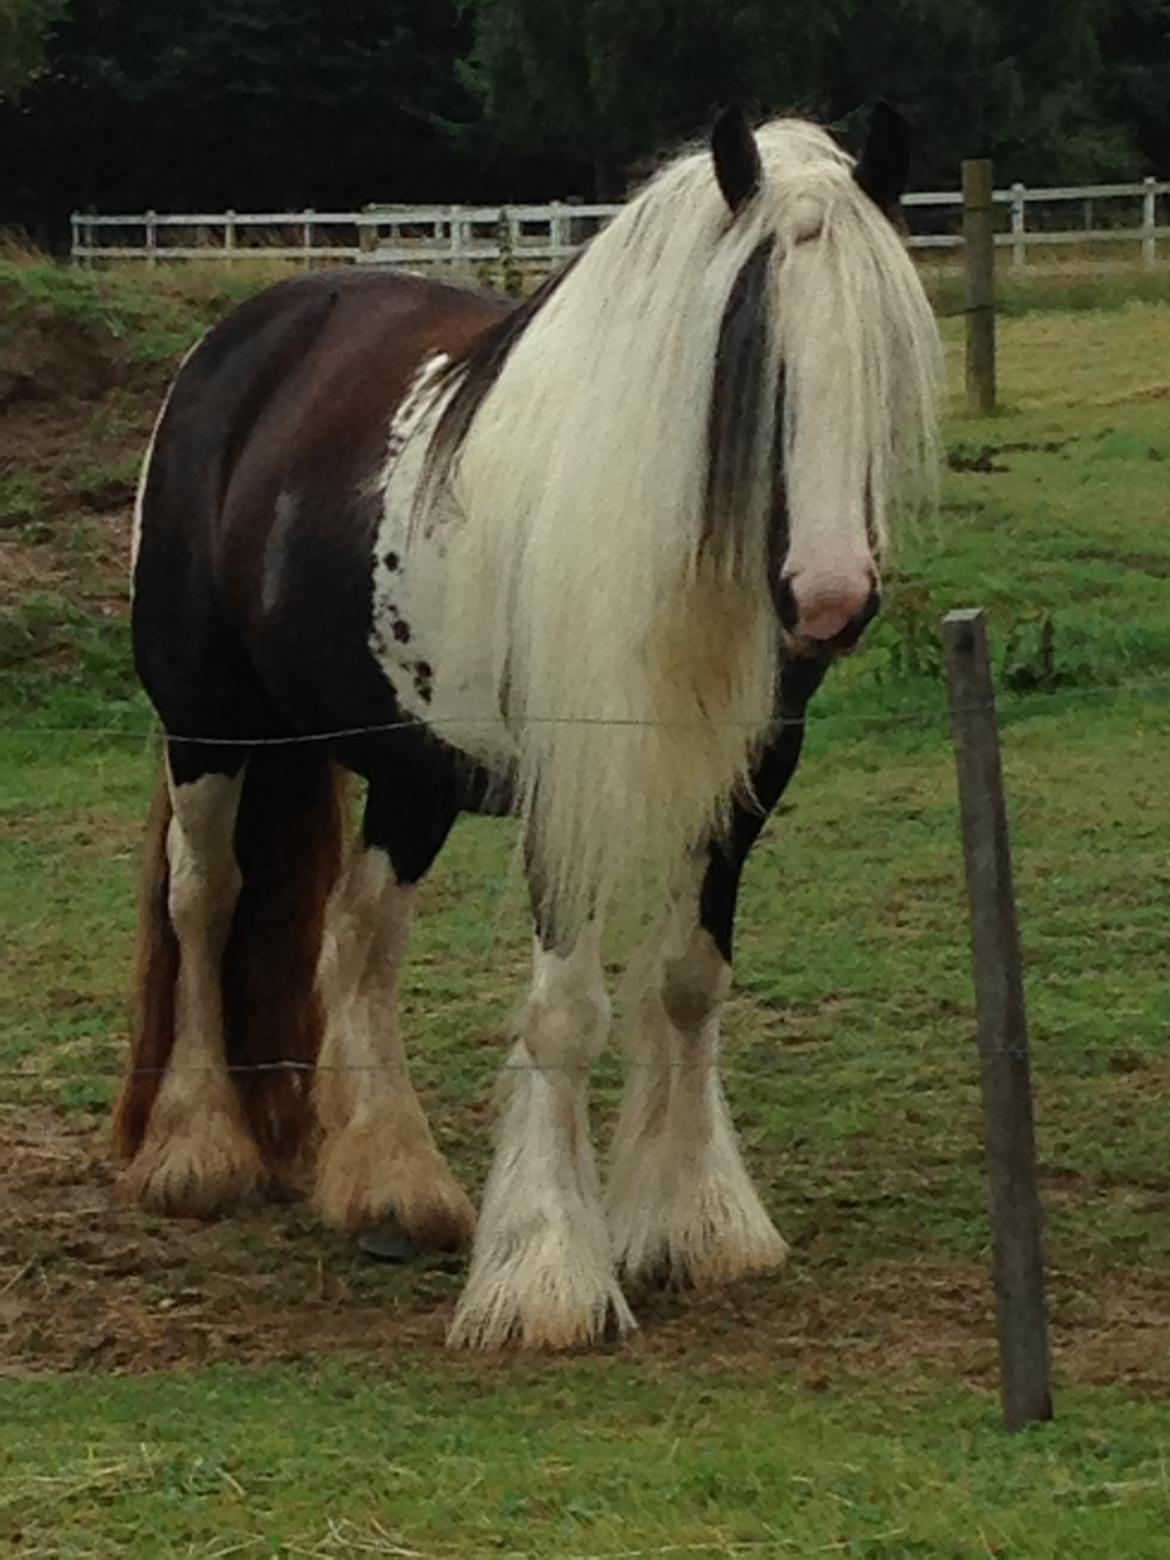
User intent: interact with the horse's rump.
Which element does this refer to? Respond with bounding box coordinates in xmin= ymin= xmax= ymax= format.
xmin=133 ymin=268 xmax=510 ymax=749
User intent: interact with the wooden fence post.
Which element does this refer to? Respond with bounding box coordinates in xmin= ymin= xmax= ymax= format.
xmin=962 ymin=160 xmax=996 ymax=415
xmin=942 ymin=608 xmax=1053 ymax=1434
xmin=302 ymin=208 xmax=314 ymax=269
xmin=1010 ymin=183 xmax=1026 ymax=269
xmin=145 ymin=209 xmax=157 ymax=269
xmin=1143 ymin=177 xmax=1158 ymax=266
xmin=550 ymin=200 xmax=568 ymax=260
xmin=225 ymin=210 xmax=236 ymax=261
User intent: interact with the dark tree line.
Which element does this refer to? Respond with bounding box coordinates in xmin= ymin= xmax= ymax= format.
xmin=2 ymin=0 xmax=1168 ymax=244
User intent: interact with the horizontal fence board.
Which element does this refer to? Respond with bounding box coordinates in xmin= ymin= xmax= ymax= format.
xmin=1002 ymin=181 xmax=1169 ymax=201
xmin=364 ymin=247 xmax=567 ymax=263
xmin=81 ymin=212 xmax=366 ymax=228
xmin=78 ymin=246 xmax=364 ymax=261
xmin=73 ymin=179 xmax=1168 ymax=270
xmin=903 ymin=181 xmax=1168 ymax=206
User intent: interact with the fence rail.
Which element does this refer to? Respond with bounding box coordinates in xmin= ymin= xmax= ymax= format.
xmin=72 ymin=179 xmax=1170 ymax=272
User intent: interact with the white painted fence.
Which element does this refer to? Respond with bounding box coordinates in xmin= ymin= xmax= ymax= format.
xmin=72 ymin=179 xmax=1169 ymax=270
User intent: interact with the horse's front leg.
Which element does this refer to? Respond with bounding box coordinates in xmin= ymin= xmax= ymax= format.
xmin=448 ymin=921 xmax=635 ymax=1349
xmin=607 ymin=659 xmax=824 ymax=1288
xmin=605 ymin=866 xmax=786 ymax=1288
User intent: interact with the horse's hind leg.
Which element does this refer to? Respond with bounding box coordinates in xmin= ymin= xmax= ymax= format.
xmin=312 ymin=775 xmax=475 ymax=1252
xmin=122 ymin=755 xmax=267 ymax=1214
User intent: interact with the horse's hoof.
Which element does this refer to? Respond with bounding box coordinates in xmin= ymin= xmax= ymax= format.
xmin=357 ymin=1218 xmax=422 ymax=1264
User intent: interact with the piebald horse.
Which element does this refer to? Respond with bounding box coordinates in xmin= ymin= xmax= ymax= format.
xmin=117 ymin=108 xmax=940 ymax=1349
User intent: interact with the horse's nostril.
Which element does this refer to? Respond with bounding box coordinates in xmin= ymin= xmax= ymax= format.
xmin=854 ymin=586 xmax=882 ymax=632
xmin=775 ymin=575 xmax=799 ymax=632
xmin=830 ymin=587 xmax=883 ymax=652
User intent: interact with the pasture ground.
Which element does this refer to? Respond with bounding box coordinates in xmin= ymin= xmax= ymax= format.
xmin=2 ymin=254 xmax=1170 ymax=1555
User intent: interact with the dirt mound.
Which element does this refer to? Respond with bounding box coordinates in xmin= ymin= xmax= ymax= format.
xmin=0 ymin=312 xmax=129 ymax=413
xmin=0 ymin=292 xmax=171 ymax=631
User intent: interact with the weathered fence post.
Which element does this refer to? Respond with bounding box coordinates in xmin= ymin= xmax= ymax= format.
xmin=225 ymin=209 xmax=236 ymax=261
xmin=1010 ymin=183 xmax=1026 ymax=269
xmin=962 ymin=160 xmax=996 ymax=415
xmin=302 ymin=208 xmax=314 ymax=269
xmin=550 ymin=200 xmax=568 ymax=261
xmin=145 ymin=209 xmax=157 ymax=269
xmin=1143 ymin=177 xmax=1158 ymax=267
xmin=942 ymin=608 xmax=1053 ymax=1434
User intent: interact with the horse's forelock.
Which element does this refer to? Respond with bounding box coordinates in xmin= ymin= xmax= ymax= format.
xmin=702 ymin=235 xmax=779 ymax=572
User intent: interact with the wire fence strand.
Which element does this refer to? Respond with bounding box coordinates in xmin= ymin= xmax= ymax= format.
xmin=0 ymin=1055 xmax=814 ymax=1085
xmin=1 ymin=668 xmax=1166 ymax=1094
xmin=2 ymin=668 xmax=1169 ymax=751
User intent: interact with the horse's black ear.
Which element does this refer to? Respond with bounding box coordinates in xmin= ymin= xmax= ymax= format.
xmin=853 ymin=101 xmax=911 ymax=211
xmin=712 ymin=107 xmax=762 ymax=216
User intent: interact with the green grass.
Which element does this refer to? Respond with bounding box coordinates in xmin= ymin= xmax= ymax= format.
xmin=0 ymin=252 xmax=300 ymax=363
xmin=2 ymin=283 xmax=1170 ymax=1555
xmin=0 ymin=472 xmax=46 ymax=530
xmin=924 ymin=261 xmax=1170 ymax=321
xmin=0 ymin=593 xmax=147 ymax=730
xmin=71 ymin=453 xmax=142 ymax=510
xmin=6 ymin=1368 xmax=1170 ymax=1557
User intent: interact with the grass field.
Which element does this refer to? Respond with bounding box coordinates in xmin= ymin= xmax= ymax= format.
xmin=2 ymin=259 xmax=1170 ymax=1555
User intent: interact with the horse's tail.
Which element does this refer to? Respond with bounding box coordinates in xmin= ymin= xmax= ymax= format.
xmin=114 ymin=765 xmax=180 ymax=1160
xmin=114 ymin=749 xmax=347 ymax=1170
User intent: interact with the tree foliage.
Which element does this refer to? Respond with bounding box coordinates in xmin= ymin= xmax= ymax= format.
xmin=461 ymin=0 xmax=1150 ymax=189
xmin=1 ymin=0 xmax=1167 ymax=239
xmin=1099 ymin=0 xmax=1170 ymax=172
xmin=0 ymin=0 xmax=64 ymax=103
xmin=459 ymin=0 xmax=836 ymax=193
xmin=2 ymin=0 xmax=474 ymax=232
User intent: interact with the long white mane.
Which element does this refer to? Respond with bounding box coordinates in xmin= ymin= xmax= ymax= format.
xmin=428 ymin=116 xmax=941 ymax=932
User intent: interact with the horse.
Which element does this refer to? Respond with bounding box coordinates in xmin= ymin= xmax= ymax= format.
xmin=115 ymin=105 xmax=941 ymax=1350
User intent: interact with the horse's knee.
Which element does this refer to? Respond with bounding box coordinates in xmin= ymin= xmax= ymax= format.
xmin=166 ymin=775 xmax=244 ymax=944
xmin=521 ymin=934 xmax=610 ymax=1069
xmin=524 ymin=979 xmax=611 ymax=1069
xmin=167 ymin=824 xmax=242 ymax=944
xmin=660 ymin=930 xmax=730 ymax=1033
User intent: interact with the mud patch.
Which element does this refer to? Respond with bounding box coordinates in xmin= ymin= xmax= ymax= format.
xmin=946 ymin=438 xmax=1069 ymax=474
xmin=4 ymin=1105 xmax=1170 ymax=1392
xmin=1072 ymin=544 xmax=1170 ymax=579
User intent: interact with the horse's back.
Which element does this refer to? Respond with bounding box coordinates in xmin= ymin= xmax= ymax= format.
xmin=132 ymin=269 xmax=508 ymax=744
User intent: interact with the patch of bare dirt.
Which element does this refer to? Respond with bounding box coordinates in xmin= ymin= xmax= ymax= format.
xmin=0 ymin=307 xmax=164 ymax=621
xmin=4 ymin=1104 xmax=1170 ymax=1393
xmin=1 ymin=314 xmax=127 ymax=409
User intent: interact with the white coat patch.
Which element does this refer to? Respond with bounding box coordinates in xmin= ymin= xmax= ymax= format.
xmin=368 ymin=354 xmax=514 ymax=773
xmin=262 ymin=490 xmax=299 ymax=616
